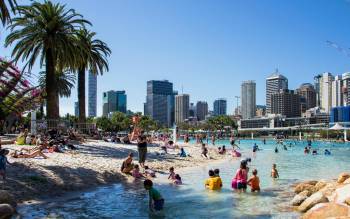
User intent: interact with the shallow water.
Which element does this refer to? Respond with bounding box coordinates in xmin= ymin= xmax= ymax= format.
xmin=18 ymin=139 xmax=350 ymax=219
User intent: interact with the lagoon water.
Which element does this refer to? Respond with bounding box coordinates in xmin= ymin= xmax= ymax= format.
xmin=18 ymin=139 xmax=350 ymax=219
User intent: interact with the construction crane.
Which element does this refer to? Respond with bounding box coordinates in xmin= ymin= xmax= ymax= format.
xmin=326 ymin=40 xmax=350 ymax=58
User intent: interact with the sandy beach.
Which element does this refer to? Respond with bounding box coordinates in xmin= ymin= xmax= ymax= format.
xmin=0 ymin=140 xmax=226 ymax=203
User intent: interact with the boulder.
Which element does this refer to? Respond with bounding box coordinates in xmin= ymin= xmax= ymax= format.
xmin=298 ymin=191 xmax=329 ymax=212
xmin=319 ymin=182 xmax=338 ymax=200
xmin=0 ymin=190 xmax=16 ymax=207
xmin=344 ymin=178 xmax=350 ymax=184
xmin=303 ymin=180 xmax=318 ymax=186
xmin=295 ymin=183 xmax=315 ymax=194
xmin=338 ymin=173 xmax=350 ymax=184
xmin=335 ymin=184 xmax=350 ymax=204
xmin=314 ymin=180 xmax=327 ymax=192
xmin=0 ymin=204 xmax=15 ymax=219
xmin=301 ymin=203 xmax=350 ymax=219
xmin=345 ymin=197 xmax=350 ymax=206
xmin=291 ymin=190 xmax=309 ymax=206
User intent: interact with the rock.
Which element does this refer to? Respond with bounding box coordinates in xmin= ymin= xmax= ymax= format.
xmin=303 ymin=180 xmax=318 ymax=186
xmin=295 ymin=183 xmax=315 ymax=194
xmin=301 ymin=203 xmax=350 ymax=219
xmin=345 ymin=198 xmax=350 ymax=206
xmin=298 ymin=191 xmax=329 ymax=212
xmin=344 ymin=178 xmax=350 ymax=184
xmin=338 ymin=173 xmax=350 ymax=184
xmin=314 ymin=180 xmax=327 ymax=192
xmin=335 ymin=184 xmax=350 ymax=204
xmin=0 ymin=190 xmax=16 ymax=207
xmin=291 ymin=190 xmax=309 ymax=206
xmin=319 ymin=182 xmax=338 ymax=200
xmin=0 ymin=204 xmax=15 ymax=219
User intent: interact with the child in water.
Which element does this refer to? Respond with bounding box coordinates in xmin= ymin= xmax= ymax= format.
xmin=179 ymin=147 xmax=187 ymax=157
xmin=271 ymin=163 xmax=279 ymax=179
xmin=132 ymin=164 xmax=144 ymax=179
xmin=248 ymin=169 xmax=260 ymax=192
xmin=174 ymin=174 xmax=182 ymax=185
xmin=205 ymin=169 xmax=222 ymax=190
xmin=0 ymin=149 xmax=12 ymax=180
xmin=144 ymin=166 xmax=156 ymax=178
xmin=144 ymin=179 xmax=165 ymax=212
xmin=168 ymin=167 xmax=176 ymax=180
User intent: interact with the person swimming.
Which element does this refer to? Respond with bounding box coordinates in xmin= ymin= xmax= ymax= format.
xmin=253 ymin=143 xmax=259 ymax=152
xmin=274 ymin=147 xmax=279 ymax=153
xmin=324 ymin=149 xmax=331 ymax=155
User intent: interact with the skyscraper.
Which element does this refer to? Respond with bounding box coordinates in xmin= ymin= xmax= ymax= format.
xmin=74 ymin=101 xmax=79 ymax=117
xmin=241 ymin=80 xmax=256 ymax=119
xmin=320 ymin=72 xmax=334 ymax=113
xmin=102 ymin=90 xmax=127 ymax=116
xmin=266 ymin=70 xmax=288 ymax=114
xmin=342 ymin=72 xmax=350 ymax=106
xmin=88 ymin=72 xmax=97 ymax=117
xmin=296 ymin=83 xmax=316 ymax=112
xmin=144 ymin=80 xmax=175 ymax=127
xmin=213 ymin=98 xmax=227 ymax=115
xmin=196 ymin=101 xmax=208 ymax=121
xmin=189 ymin=102 xmax=196 ymax=117
xmin=271 ymin=89 xmax=301 ymax=117
xmin=175 ymin=94 xmax=190 ymax=124
xmin=314 ymin=74 xmax=322 ymax=107
xmin=332 ymin=75 xmax=343 ymax=108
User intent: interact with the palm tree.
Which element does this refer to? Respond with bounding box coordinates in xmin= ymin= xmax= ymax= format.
xmin=5 ymin=1 xmax=90 ymax=120
xmin=0 ymin=0 xmax=17 ymax=26
xmin=76 ymin=28 xmax=111 ymax=122
xmin=38 ymin=70 xmax=76 ymax=98
xmin=38 ymin=70 xmax=76 ymax=117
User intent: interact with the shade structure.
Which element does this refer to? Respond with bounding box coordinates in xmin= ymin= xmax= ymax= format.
xmin=329 ymin=123 xmax=349 ymax=130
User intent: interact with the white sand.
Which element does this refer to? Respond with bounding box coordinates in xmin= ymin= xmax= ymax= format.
xmin=0 ymin=140 xmax=226 ymax=202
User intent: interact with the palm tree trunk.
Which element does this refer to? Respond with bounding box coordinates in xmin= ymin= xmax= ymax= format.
xmin=45 ymin=48 xmax=59 ymax=120
xmin=78 ymin=67 xmax=86 ymax=122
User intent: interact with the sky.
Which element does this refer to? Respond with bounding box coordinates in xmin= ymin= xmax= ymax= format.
xmin=2 ymin=0 xmax=350 ymax=116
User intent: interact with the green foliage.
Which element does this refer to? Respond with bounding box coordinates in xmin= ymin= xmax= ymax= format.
xmin=110 ymin=111 xmax=131 ymax=132
xmin=38 ymin=70 xmax=76 ymax=98
xmin=207 ymin=115 xmax=237 ymax=131
xmin=138 ymin=115 xmax=159 ymax=132
xmin=0 ymin=0 xmax=17 ymax=26
xmin=95 ymin=116 xmax=113 ymax=131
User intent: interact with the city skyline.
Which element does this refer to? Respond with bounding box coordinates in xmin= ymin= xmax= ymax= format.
xmin=2 ymin=0 xmax=350 ymax=116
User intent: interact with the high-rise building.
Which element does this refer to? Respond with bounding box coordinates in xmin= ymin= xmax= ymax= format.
xmin=320 ymin=72 xmax=334 ymax=113
xmin=189 ymin=102 xmax=196 ymax=117
xmin=196 ymin=101 xmax=208 ymax=121
xmin=342 ymin=72 xmax=350 ymax=106
xmin=296 ymin=83 xmax=316 ymax=113
xmin=256 ymin=105 xmax=266 ymax=117
xmin=88 ymin=72 xmax=97 ymax=117
xmin=175 ymin=94 xmax=190 ymax=124
xmin=74 ymin=101 xmax=79 ymax=117
xmin=144 ymin=80 xmax=175 ymax=127
xmin=314 ymin=74 xmax=322 ymax=107
xmin=332 ymin=75 xmax=343 ymax=108
xmin=271 ymin=89 xmax=301 ymax=118
xmin=266 ymin=70 xmax=288 ymax=114
xmin=241 ymin=80 xmax=256 ymax=119
xmin=102 ymin=90 xmax=127 ymax=116
xmin=213 ymin=98 xmax=227 ymax=115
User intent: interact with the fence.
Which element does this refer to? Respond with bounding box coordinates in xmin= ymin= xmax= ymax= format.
xmin=35 ymin=119 xmax=96 ymax=134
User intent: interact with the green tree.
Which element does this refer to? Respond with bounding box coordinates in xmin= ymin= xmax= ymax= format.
xmin=38 ymin=70 xmax=76 ymax=98
xmin=95 ymin=116 xmax=113 ymax=131
xmin=138 ymin=115 xmax=158 ymax=132
xmin=207 ymin=115 xmax=237 ymax=131
xmin=110 ymin=111 xmax=131 ymax=133
xmin=76 ymin=28 xmax=111 ymax=122
xmin=5 ymin=1 xmax=90 ymax=120
xmin=0 ymin=0 xmax=17 ymax=26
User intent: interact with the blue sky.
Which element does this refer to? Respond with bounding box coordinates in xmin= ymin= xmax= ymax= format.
xmin=2 ymin=0 xmax=350 ymax=116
